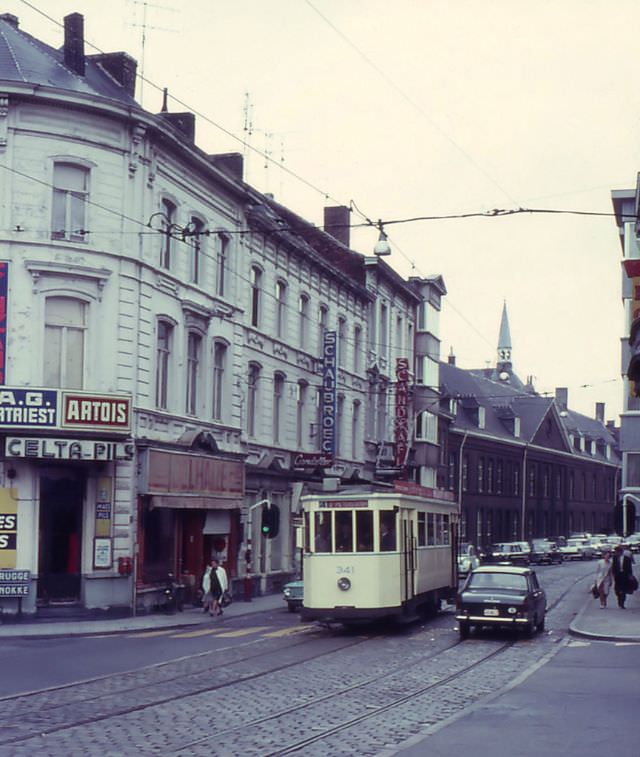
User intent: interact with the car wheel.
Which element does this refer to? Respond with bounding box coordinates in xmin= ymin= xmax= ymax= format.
xmin=524 ymin=619 xmax=535 ymax=637
xmin=536 ymin=615 xmax=545 ymax=633
xmin=287 ymin=602 xmax=296 ymax=612
xmin=459 ymin=621 xmax=470 ymax=639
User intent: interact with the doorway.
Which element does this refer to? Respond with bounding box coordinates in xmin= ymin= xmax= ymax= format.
xmin=38 ymin=476 xmax=84 ymax=604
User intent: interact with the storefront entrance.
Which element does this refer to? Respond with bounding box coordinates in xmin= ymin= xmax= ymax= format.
xmin=38 ymin=476 xmax=83 ymax=604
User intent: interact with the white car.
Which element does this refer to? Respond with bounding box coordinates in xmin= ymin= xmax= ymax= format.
xmin=566 ymin=538 xmax=596 ymax=560
xmin=458 ymin=543 xmax=480 ymax=576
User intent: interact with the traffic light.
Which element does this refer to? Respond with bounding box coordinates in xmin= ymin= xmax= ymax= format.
xmin=260 ymin=504 xmax=280 ymax=539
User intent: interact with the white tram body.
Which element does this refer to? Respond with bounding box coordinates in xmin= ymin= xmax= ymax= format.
xmin=300 ymin=491 xmax=458 ymax=623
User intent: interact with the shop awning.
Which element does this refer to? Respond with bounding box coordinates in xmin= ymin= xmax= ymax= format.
xmin=150 ymin=495 xmax=242 ymax=510
xmin=203 ymin=510 xmax=231 ymax=534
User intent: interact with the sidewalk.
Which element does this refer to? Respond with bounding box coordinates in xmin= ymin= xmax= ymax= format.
xmin=569 ymin=581 xmax=640 ymax=642
xmin=0 ymin=592 xmax=285 ymax=639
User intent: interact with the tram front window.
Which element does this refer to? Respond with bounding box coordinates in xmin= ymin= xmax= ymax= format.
xmin=314 ymin=512 xmax=332 ymax=552
xmin=380 ymin=510 xmax=396 ymax=551
xmin=335 ymin=511 xmax=353 ymax=552
xmin=356 ymin=510 xmax=373 ymax=552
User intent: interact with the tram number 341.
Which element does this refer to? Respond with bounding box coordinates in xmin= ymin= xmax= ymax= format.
xmin=336 ymin=566 xmax=355 ymax=574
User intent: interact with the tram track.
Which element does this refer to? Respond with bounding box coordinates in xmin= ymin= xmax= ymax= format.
xmin=0 ymin=568 xmax=589 ymax=756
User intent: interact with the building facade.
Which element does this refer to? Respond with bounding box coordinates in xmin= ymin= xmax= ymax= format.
xmin=0 ymin=11 xmax=447 ymax=615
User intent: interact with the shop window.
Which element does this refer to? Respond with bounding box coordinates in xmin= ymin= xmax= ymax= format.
xmin=141 ymin=504 xmax=175 ymax=583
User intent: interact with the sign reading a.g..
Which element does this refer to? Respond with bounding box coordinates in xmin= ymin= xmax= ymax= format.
xmin=0 ymin=488 xmax=18 ymax=569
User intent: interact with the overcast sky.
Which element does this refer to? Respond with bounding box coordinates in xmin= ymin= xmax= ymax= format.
xmin=5 ymin=0 xmax=637 ymax=421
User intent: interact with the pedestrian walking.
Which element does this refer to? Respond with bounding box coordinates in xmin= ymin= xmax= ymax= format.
xmin=594 ymin=550 xmax=612 ymax=608
xmin=611 ymin=544 xmax=634 ymax=609
xmin=201 ymin=561 xmax=215 ymax=615
xmin=209 ymin=557 xmax=229 ymax=617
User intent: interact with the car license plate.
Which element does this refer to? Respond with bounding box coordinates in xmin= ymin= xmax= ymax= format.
xmin=483 ymin=608 xmax=499 ymax=616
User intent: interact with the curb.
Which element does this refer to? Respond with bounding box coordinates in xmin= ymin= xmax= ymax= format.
xmin=568 ymin=598 xmax=640 ymax=643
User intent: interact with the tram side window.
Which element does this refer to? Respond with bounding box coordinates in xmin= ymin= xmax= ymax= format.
xmin=335 ymin=510 xmax=354 ymax=552
xmin=314 ymin=512 xmax=332 ymax=552
xmin=427 ymin=513 xmax=435 ymax=546
xmin=435 ymin=513 xmax=443 ymax=545
xmin=379 ymin=510 xmax=396 ymax=551
xmin=356 ymin=510 xmax=374 ymax=552
xmin=304 ymin=512 xmax=310 ymax=552
xmin=443 ymin=514 xmax=450 ymax=545
xmin=417 ymin=512 xmax=426 ymax=546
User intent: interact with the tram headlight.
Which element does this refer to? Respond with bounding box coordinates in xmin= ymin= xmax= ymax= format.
xmin=337 ymin=577 xmax=351 ymax=591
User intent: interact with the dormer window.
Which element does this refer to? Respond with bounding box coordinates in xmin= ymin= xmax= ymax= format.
xmin=478 ymin=406 xmax=485 ymax=429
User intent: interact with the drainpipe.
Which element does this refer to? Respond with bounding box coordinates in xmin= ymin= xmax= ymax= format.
xmin=458 ymin=431 xmax=469 ymax=539
xmin=521 ymin=444 xmax=529 ymax=541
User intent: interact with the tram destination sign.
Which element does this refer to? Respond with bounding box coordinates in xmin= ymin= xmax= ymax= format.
xmin=319 ymin=499 xmax=369 ymax=508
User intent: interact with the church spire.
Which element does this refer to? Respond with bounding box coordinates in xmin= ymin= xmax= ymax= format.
xmin=497 ymin=300 xmax=512 ymax=372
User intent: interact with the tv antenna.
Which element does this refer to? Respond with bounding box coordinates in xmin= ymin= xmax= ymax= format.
xmin=129 ymin=0 xmax=177 ymax=107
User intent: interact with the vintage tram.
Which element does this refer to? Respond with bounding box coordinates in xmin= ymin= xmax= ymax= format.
xmin=300 ymin=488 xmax=458 ymax=624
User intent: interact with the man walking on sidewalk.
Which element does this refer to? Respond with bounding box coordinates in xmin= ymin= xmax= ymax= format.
xmin=611 ymin=544 xmax=634 ymax=609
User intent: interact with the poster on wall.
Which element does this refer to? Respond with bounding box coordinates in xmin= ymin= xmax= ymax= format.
xmin=0 ymin=488 xmax=18 ymax=569
xmin=93 ymin=537 xmax=112 ymax=569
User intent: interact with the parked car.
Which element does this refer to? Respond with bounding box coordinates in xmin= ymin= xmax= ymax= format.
xmin=566 ymin=537 xmax=596 ymax=560
xmin=624 ymin=534 xmax=640 ymax=553
xmin=559 ymin=540 xmax=581 ymax=560
xmin=455 ymin=565 xmax=547 ymax=638
xmin=529 ymin=539 xmax=563 ymax=564
xmin=485 ymin=542 xmax=531 ymax=565
xmin=458 ymin=543 xmax=480 ymax=577
xmin=282 ymin=579 xmax=303 ymax=612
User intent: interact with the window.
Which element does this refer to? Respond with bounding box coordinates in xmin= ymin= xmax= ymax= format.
xmin=338 ymin=316 xmax=346 ymax=367
xmin=448 ymin=452 xmax=457 ymax=491
xmin=299 ymin=294 xmax=309 ymax=348
xmin=247 ymin=363 xmax=260 ymax=437
xmin=415 ymin=410 xmax=438 ymax=442
xmin=335 ymin=511 xmax=353 ymax=552
xmin=351 ymin=400 xmax=360 ymax=458
xmin=513 ymin=464 xmax=520 ymax=496
xmin=478 ymin=458 xmax=485 ymax=493
xmin=379 ymin=510 xmax=396 ymax=551
xmin=188 ymin=217 xmax=205 ymax=284
xmin=396 ymin=315 xmax=403 ymax=358
xmin=314 ymin=511 xmax=332 ymax=552
xmin=417 ymin=300 xmax=440 ymax=335
xmin=186 ymin=332 xmax=202 ymax=415
xmin=275 ymin=280 xmax=287 ymax=338
xmin=212 ymin=341 xmax=227 ymax=421
xmin=356 ymin=511 xmax=373 ymax=552
xmin=376 ymin=381 xmax=387 ymax=441
xmin=626 ymin=453 xmax=640 ymax=486
xmin=296 ymin=381 xmax=307 ymax=448
xmin=379 ymin=303 xmax=388 ymax=364
xmin=418 ymin=512 xmax=426 ymax=546
xmin=156 ymin=321 xmax=172 ymax=409
xmin=160 ymin=198 xmax=176 ymax=269
xmin=318 ymin=305 xmax=328 ymax=353
xmin=44 ymin=297 xmax=86 ymax=388
xmin=487 ymin=460 xmax=494 ymax=494
xmin=543 ymin=467 xmax=550 ymax=497
xmin=250 ymin=266 xmax=262 ymax=327
xmin=215 ymin=233 xmax=229 ymax=297
xmin=462 ymin=454 xmax=469 ymax=492
xmin=416 ymin=356 xmax=439 ymax=388
xmin=496 ymin=461 xmax=503 ymax=494
xmin=353 ymin=325 xmax=362 ymax=373
xmin=529 ymin=465 xmax=536 ymax=496
xmin=51 ymin=163 xmax=88 ymax=242
xmin=273 ymin=372 xmax=285 ymax=443
xmin=427 ymin=512 xmax=435 ymax=545
xmin=569 ymin=471 xmax=575 ymax=499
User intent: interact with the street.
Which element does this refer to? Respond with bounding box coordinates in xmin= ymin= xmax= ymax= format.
xmin=0 ymin=561 xmax=630 ymax=756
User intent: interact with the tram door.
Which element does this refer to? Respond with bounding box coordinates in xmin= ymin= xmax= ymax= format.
xmin=400 ymin=511 xmax=416 ymax=604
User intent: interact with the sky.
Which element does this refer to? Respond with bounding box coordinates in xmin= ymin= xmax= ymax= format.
xmin=5 ymin=0 xmax=637 ymax=422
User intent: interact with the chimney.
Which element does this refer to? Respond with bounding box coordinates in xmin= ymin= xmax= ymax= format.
xmin=0 ymin=14 xmax=19 ymax=28
xmin=595 ymin=402 xmax=605 ymax=424
xmin=64 ymin=13 xmax=85 ymax=76
xmin=448 ymin=347 xmax=456 ymax=366
xmin=158 ymin=112 xmax=196 ymax=142
xmin=323 ymin=206 xmax=350 ymax=248
xmin=210 ymin=152 xmax=244 ymax=181
xmin=555 ymin=387 xmax=568 ymax=412
xmin=90 ymin=53 xmax=137 ymax=97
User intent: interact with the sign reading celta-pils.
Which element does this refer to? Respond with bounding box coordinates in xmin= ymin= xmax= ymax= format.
xmin=5 ymin=438 xmax=134 ymax=461
xmin=0 ymin=262 xmax=8 ymax=385
xmin=0 ymin=389 xmax=58 ymax=428
xmin=61 ymin=393 xmax=131 ymax=431
xmin=321 ymin=331 xmax=337 ymax=461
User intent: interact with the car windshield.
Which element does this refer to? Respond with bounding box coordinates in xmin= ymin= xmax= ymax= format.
xmin=467 ymin=572 xmax=528 ymax=592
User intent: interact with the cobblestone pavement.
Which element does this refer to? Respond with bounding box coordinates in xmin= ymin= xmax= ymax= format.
xmin=0 ymin=563 xmax=593 ymax=757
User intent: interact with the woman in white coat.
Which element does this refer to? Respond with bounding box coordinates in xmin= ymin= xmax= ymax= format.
xmin=594 ymin=550 xmax=612 ymax=608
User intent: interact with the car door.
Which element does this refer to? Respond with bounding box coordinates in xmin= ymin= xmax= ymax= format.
xmin=529 ymin=571 xmax=545 ymax=617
